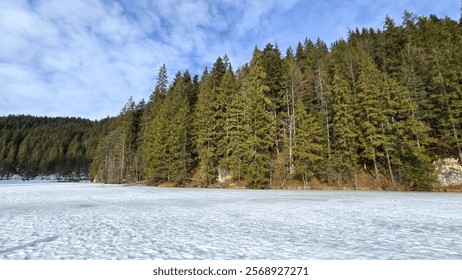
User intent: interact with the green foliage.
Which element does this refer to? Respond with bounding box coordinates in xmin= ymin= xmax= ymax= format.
xmin=194 ymin=57 xmax=227 ymax=184
xmin=329 ymin=42 xmax=360 ymax=186
xmin=293 ymin=100 xmax=325 ymax=186
xmin=239 ymin=48 xmax=274 ymax=188
xmin=144 ymin=72 xmax=194 ymax=184
xmin=226 ymin=69 xmax=248 ymax=181
xmin=0 ymin=115 xmax=97 ymax=180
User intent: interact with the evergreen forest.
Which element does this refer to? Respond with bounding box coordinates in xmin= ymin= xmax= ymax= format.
xmin=1 ymin=12 xmax=461 ymax=191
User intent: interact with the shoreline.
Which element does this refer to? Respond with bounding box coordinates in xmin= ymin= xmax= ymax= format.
xmin=149 ymin=179 xmax=462 ymax=193
xmin=2 ymin=177 xmax=461 ymax=192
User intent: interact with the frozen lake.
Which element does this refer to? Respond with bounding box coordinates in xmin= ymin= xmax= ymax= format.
xmin=0 ymin=181 xmax=461 ymax=260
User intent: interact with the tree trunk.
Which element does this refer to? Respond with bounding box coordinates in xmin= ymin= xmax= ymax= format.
xmin=385 ymin=148 xmax=396 ymax=190
xmin=373 ymin=153 xmax=380 ymax=184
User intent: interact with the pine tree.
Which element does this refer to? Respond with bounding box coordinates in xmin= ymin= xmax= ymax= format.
xmin=216 ymin=65 xmax=237 ymax=181
xmin=151 ymin=64 xmax=168 ymax=101
xmin=293 ymin=99 xmax=325 ymax=186
xmin=144 ymin=65 xmax=170 ymax=182
xmin=385 ymin=76 xmax=436 ymax=189
xmin=375 ymin=15 xmax=406 ymax=75
xmin=398 ymin=43 xmax=432 ymax=123
xmin=195 ymin=57 xmax=227 ymax=184
xmin=240 ymin=48 xmax=274 ymax=188
xmin=282 ymin=47 xmax=308 ymax=178
xmin=261 ymin=43 xmax=285 ymax=114
xmin=131 ymin=99 xmax=147 ymax=181
xmin=163 ymin=73 xmax=194 ymax=183
xmin=328 ymin=41 xmax=360 ymax=187
xmin=354 ymin=51 xmax=388 ymax=184
xmin=226 ymin=66 xmax=249 ymax=181
xmin=145 ymin=72 xmax=194 ymax=183
xmin=145 ymin=103 xmax=169 ymax=182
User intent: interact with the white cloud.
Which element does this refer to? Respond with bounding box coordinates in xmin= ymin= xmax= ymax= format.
xmin=0 ymin=0 xmax=159 ymax=119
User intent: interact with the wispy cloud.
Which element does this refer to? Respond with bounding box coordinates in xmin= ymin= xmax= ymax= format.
xmin=0 ymin=0 xmax=459 ymax=119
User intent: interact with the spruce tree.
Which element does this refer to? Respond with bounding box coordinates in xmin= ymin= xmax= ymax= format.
xmin=144 ymin=65 xmax=170 ymax=182
xmin=226 ymin=66 xmax=249 ymax=181
xmin=240 ymin=48 xmax=274 ymax=188
xmin=293 ymin=99 xmax=325 ymax=186
xmin=261 ymin=43 xmax=285 ymax=115
xmin=282 ymin=47 xmax=310 ymax=178
xmin=328 ymin=41 xmax=360 ymax=187
xmin=385 ymin=76 xmax=436 ymax=189
xmin=163 ymin=73 xmax=194 ymax=183
xmin=217 ymin=66 xmax=237 ymax=180
xmin=195 ymin=57 xmax=227 ymax=184
xmin=354 ymin=51 xmax=388 ymax=183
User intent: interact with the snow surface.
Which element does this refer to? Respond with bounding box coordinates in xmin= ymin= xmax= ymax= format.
xmin=0 ymin=181 xmax=461 ymax=260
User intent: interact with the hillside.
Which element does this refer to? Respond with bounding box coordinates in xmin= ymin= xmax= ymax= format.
xmin=0 ymin=115 xmax=106 ymax=180
xmin=2 ymin=12 xmax=462 ymax=191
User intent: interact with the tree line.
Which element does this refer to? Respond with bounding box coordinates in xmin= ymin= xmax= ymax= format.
xmin=0 ymin=115 xmax=105 ymax=179
xmin=2 ymin=12 xmax=461 ymax=190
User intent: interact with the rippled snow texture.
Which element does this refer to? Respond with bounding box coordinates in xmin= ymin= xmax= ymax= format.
xmin=0 ymin=182 xmax=461 ymax=260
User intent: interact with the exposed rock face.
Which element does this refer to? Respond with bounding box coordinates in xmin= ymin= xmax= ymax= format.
xmin=435 ymin=158 xmax=462 ymax=187
xmin=217 ymin=167 xmax=231 ymax=183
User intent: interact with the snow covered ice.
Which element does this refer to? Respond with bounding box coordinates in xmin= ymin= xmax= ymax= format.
xmin=0 ymin=181 xmax=461 ymax=260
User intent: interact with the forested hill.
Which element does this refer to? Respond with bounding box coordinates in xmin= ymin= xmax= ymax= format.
xmin=0 ymin=115 xmax=108 ymax=180
xmin=2 ymin=12 xmax=462 ymax=190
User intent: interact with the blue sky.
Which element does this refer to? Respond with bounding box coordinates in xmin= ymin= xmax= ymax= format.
xmin=0 ymin=0 xmax=459 ymax=120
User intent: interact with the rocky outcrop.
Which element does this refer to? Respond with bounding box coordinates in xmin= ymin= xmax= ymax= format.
xmin=435 ymin=158 xmax=462 ymax=191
